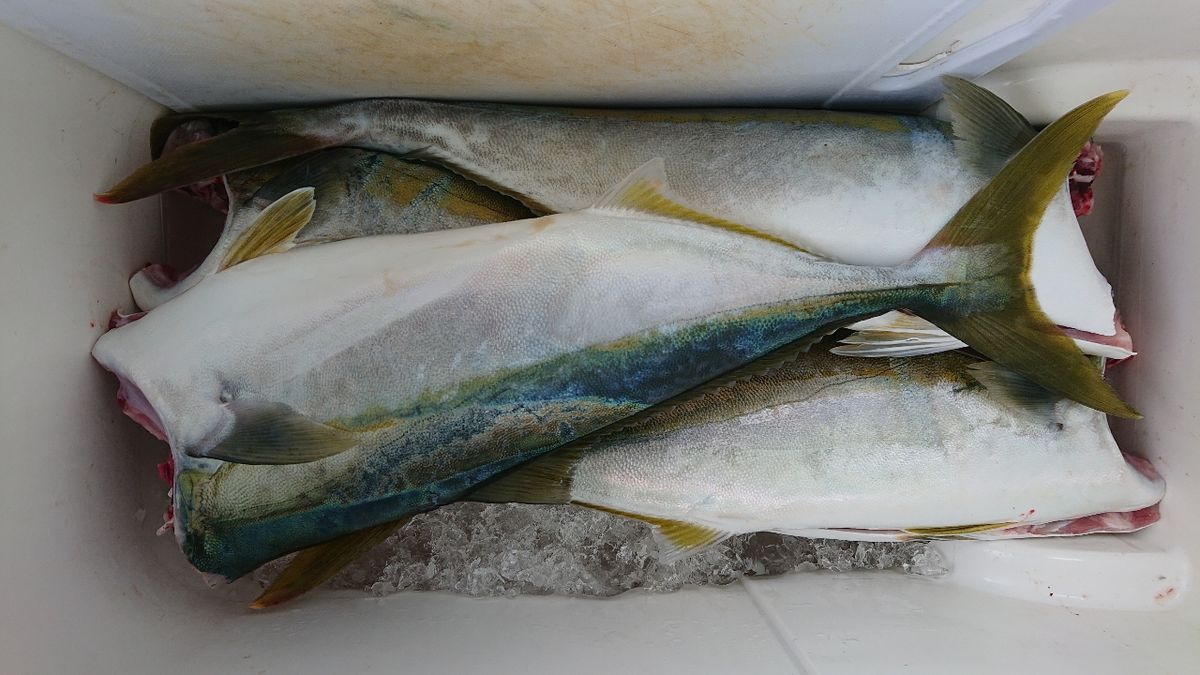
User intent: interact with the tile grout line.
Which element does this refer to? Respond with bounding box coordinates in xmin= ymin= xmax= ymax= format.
xmin=741 ymin=579 xmax=819 ymax=675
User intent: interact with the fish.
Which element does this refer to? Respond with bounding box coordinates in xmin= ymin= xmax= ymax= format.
xmin=255 ymin=346 xmax=1162 ymax=608
xmin=97 ymin=78 xmax=1127 ymax=356
xmin=469 ymin=347 xmax=1164 ymax=550
xmin=92 ymin=90 xmax=1135 ymax=584
xmin=132 ymin=148 xmax=532 ymax=309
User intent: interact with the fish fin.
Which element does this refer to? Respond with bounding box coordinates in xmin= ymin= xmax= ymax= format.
xmin=837 ymin=312 xmax=1133 ymax=360
xmin=251 ymin=148 xmax=370 ymax=206
xmin=222 ymin=163 xmax=286 ymax=208
xmin=910 ymin=90 xmax=1140 ymax=419
xmin=966 ymin=361 xmax=1061 ymax=416
xmin=577 ymin=502 xmax=730 ymax=563
xmin=829 ymin=333 xmax=965 ymax=358
xmin=97 ymin=115 xmax=331 ymax=204
xmin=590 ymin=158 xmax=815 ymax=255
xmin=903 ymin=521 xmax=1016 ymax=539
xmin=466 ymin=447 xmax=582 ymax=504
xmin=831 ymin=312 xmax=966 ymax=357
xmin=574 ymin=338 xmax=820 ymax=448
xmin=252 ymin=518 xmax=408 ymax=609
xmin=943 ymin=76 xmax=1037 ymax=175
xmin=403 ymin=150 xmax=556 ymax=215
xmin=203 ymin=399 xmax=359 ymax=465
xmin=218 ymin=188 xmax=315 ymax=269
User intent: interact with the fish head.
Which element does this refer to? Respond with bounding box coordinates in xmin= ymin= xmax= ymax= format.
xmin=92 ymin=313 xmax=235 ymax=458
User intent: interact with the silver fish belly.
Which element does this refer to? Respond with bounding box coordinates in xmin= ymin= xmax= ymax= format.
xmin=548 ymin=349 xmax=1163 ymax=538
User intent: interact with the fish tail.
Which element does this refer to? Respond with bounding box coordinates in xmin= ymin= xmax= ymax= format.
xmin=910 ymin=89 xmax=1139 ymax=419
xmin=96 ymin=109 xmax=339 ymax=204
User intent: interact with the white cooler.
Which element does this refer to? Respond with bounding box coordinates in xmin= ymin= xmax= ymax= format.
xmin=1 ymin=1 xmax=1196 ymax=672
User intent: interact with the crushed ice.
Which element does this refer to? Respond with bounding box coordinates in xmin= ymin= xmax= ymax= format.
xmin=253 ymin=503 xmax=947 ymax=597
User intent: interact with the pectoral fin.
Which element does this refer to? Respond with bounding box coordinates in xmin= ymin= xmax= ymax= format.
xmin=98 ymin=115 xmax=331 ymax=204
xmin=204 ymin=399 xmax=359 ymax=465
xmin=252 ymin=518 xmax=408 ymax=609
xmin=966 ymin=361 xmax=1062 ymax=416
xmin=218 ymin=187 xmax=316 ymax=269
xmin=465 ymin=447 xmax=582 ymax=504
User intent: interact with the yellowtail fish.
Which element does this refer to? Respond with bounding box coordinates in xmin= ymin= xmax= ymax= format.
xmin=92 ymin=91 xmax=1134 ymax=588
xmin=470 ymin=348 xmax=1163 ymax=553
xmin=132 ymin=148 xmax=531 ymax=309
xmin=257 ymin=346 xmax=1160 ymax=608
xmin=98 ymin=79 xmax=1126 ymax=355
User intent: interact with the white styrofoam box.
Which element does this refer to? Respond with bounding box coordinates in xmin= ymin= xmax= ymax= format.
xmin=2 ymin=1 xmax=1200 ymax=673
xmin=0 ymin=0 xmax=1103 ymax=110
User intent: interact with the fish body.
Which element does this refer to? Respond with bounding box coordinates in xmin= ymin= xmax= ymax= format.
xmin=102 ymin=80 xmax=1120 ymax=341
xmin=131 ymin=148 xmax=531 ymax=309
xmin=488 ymin=349 xmax=1162 ymax=542
xmin=93 ymin=92 xmax=1134 ymax=578
xmin=100 ymin=206 xmax=969 ymax=575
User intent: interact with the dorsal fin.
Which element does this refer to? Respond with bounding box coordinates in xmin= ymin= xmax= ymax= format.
xmin=218 ymin=187 xmax=315 ymax=270
xmin=591 ymin=158 xmax=814 ymax=254
xmin=943 ymin=76 xmax=1037 ymax=175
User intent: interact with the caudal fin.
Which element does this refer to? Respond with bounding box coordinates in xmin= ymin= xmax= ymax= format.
xmin=913 ymin=87 xmax=1138 ymax=419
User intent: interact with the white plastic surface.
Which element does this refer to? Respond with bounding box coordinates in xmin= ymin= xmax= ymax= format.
xmin=2 ymin=1 xmax=1200 ymax=673
xmin=0 ymin=0 xmax=1098 ymax=110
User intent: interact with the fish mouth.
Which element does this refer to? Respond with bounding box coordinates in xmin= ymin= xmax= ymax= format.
xmin=114 ymin=372 xmax=167 ymax=442
xmin=136 ymin=263 xmax=183 ymax=289
xmin=94 ymin=323 xmax=181 ymax=536
xmin=129 ymin=119 xmax=235 ymax=310
xmin=129 ymin=261 xmax=204 ymax=310
xmin=158 ymin=118 xmax=235 ymax=214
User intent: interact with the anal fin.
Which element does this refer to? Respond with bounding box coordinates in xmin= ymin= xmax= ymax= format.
xmin=466 ymin=447 xmax=582 ymax=504
xmin=902 ymin=521 xmax=1015 ymax=540
xmin=577 ymin=502 xmax=731 ymax=563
